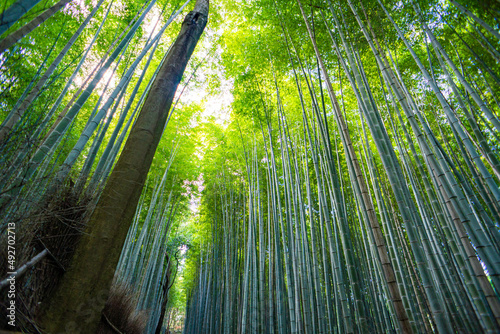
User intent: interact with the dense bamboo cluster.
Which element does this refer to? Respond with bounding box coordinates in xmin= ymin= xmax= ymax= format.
xmin=183 ymin=0 xmax=500 ymax=333
xmin=0 ymin=0 xmax=200 ymax=330
xmin=1 ymin=0 xmax=499 ymax=332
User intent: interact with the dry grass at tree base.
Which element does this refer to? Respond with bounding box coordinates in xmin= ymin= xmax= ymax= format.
xmin=0 ymin=185 xmax=92 ymax=332
xmin=95 ymin=284 xmax=148 ymax=334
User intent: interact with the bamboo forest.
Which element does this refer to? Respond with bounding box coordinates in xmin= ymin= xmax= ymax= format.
xmin=0 ymin=0 xmax=500 ymax=333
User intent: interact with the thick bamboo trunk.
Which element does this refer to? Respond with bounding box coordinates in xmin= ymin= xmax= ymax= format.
xmin=0 ymin=0 xmax=73 ymax=54
xmin=40 ymin=1 xmax=208 ymax=332
xmin=0 ymin=0 xmax=42 ymax=36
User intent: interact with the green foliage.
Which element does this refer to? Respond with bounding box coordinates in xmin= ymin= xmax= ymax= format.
xmin=2 ymin=0 xmax=500 ymax=331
